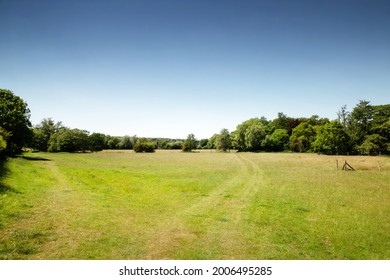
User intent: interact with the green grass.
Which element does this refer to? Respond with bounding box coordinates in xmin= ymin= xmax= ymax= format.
xmin=0 ymin=150 xmax=389 ymax=259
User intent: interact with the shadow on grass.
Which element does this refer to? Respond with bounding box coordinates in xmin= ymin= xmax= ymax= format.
xmin=0 ymin=159 xmax=9 ymax=192
xmin=0 ymin=158 xmax=8 ymax=177
xmin=0 ymin=159 xmax=19 ymax=194
xmin=0 ymin=155 xmax=49 ymax=193
xmin=17 ymin=155 xmax=51 ymax=161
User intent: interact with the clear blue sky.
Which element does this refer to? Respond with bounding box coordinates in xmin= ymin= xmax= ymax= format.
xmin=1 ymin=0 xmax=389 ymax=139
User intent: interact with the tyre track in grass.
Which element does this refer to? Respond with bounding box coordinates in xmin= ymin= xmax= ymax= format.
xmin=32 ymin=161 xmax=96 ymax=259
xmin=216 ymin=153 xmax=266 ymax=259
xmin=38 ymin=160 xmax=135 ymax=259
xmin=0 ymin=160 xmax=83 ymax=259
xmin=143 ymin=153 xmax=265 ymax=259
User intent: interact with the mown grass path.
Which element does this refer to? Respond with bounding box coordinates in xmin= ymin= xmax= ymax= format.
xmin=143 ymin=153 xmax=265 ymax=259
xmin=1 ymin=151 xmax=389 ymax=259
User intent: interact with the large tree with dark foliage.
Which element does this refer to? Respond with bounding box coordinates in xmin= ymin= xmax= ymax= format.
xmin=0 ymin=89 xmax=32 ymax=154
xmin=89 ymin=133 xmax=107 ymax=152
xmin=346 ymin=100 xmax=373 ymax=151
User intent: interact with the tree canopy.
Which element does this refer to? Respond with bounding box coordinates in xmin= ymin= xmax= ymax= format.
xmin=263 ymin=129 xmax=289 ymax=152
xmin=48 ymin=128 xmax=90 ymax=153
xmin=31 ymin=118 xmax=63 ymax=152
xmin=0 ymin=89 xmax=32 ymax=154
xmin=226 ymin=101 xmax=388 ymax=155
xmin=312 ymin=121 xmax=350 ymax=155
xmin=289 ymin=122 xmax=316 ymax=153
xmin=233 ymin=118 xmax=268 ymax=151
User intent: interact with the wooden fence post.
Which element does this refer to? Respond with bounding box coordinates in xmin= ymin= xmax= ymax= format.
xmin=342 ymin=160 xmax=355 ymax=171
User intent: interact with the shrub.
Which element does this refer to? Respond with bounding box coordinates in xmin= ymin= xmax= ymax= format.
xmin=133 ymin=142 xmax=155 ymax=153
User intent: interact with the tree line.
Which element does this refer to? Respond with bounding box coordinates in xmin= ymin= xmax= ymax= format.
xmin=209 ymin=101 xmax=390 ymax=155
xmin=1 ymin=88 xmax=389 ymax=157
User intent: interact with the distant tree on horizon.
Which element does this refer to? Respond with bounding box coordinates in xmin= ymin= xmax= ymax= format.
xmin=133 ymin=141 xmax=155 ymax=153
xmin=48 ymin=128 xmax=89 ymax=153
xmin=216 ymin=128 xmax=231 ymax=152
xmin=233 ymin=118 xmax=267 ymax=151
xmin=118 ymin=135 xmax=133 ymax=149
xmin=89 ymin=132 xmax=106 ymax=152
xmin=182 ymin=134 xmax=197 ymax=152
xmin=31 ymin=118 xmax=64 ymax=151
xmin=197 ymin=138 xmax=209 ymax=149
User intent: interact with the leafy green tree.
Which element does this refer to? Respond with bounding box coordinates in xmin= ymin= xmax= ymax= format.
xmin=272 ymin=112 xmax=288 ymax=130
xmin=233 ymin=118 xmax=266 ymax=151
xmin=289 ymin=122 xmax=316 ymax=152
xmin=358 ymin=134 xmax=388 ymax=155
xmin=233 ymin=124 xmax=247 ymax=151
xmin=306 ymin=115 xmax=330 ymax=126
xmin=118 ymin=135 xmax=133 ymax=149
xmin=336 ymin=101 xmax=389 ymax=154
xmin=312 ymin=121 xmax=350 ymax=155
xmin=106 ymin=136 xmax=120 ymax=149
xmin=133 ymin=141 xmax=155 ymax=153
xmin=165 ymin=141 xmax=183 ymax=149
xmin=245 ymin=123 xmax=266 ymax=151
xmin=0 ymin=135 xmax=6 ymax=157
xmin=337 ymin=105 xmax=349 ymax=129
xmin=154 ymin=138 xmax=167 ymax=149
xmin=0 ymin=89 xmax=32 ymax=154
xmin=182 ymin=134 xmax=197 ymax=152
xmin=89 ymin=133 xmax=106 ymax=152
xmin=286 ymin=118 xmax=302 ymax=135
xmin=346 ymin=100 xmax=373 ymax=150
xmin=31 ymin=128 xmax=46 ymax=151
xmin=264 ymin=129 xmax=289 ymax=152
xmin=206 ymin=134 xmax=218 ymax=149
xmin=216 ymin=128 xmax=231 ymax=152
xmin=371 ymin=104 xmax=390 ymax=144
xmin=48 ymin=128 xmax=89 ymax=152
xmin=197 ymin=139 xmax=209 ymax=149
xmin=31 ymin=118 xmax=63 ymax=151
xmin=0 ymin=128 xmax=11 ymax=158
xmin=131 ymin=135 xmax=139 ymax=147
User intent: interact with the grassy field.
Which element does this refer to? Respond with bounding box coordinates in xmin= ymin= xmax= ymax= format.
xmin=0 ymin=150 xmax=389 ymax=260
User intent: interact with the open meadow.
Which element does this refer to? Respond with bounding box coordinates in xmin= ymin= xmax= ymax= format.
xmin=0 ymin=150 xmax=389 ymax=260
